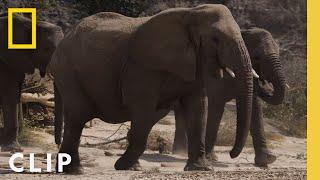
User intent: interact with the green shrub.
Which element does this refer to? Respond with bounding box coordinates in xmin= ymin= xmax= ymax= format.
xmin=263 ymin=88 xmax=307 ymax=137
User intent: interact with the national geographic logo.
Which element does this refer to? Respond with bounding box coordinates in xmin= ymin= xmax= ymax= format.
xmin=7 ymin=8 xmax=37 ymax=49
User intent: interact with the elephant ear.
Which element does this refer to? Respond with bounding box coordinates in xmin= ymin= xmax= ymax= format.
xmin=128 ymin=11 xmax=197 ymax=81
xmin=0 ymin=15 xmax=35 ymax=74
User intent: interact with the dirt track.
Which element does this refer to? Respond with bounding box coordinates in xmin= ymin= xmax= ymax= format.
xmin=0 ymin=113 xmax=306 ymax=180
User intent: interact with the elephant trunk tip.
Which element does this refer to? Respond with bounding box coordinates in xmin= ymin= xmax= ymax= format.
xmin=229 ymin=148 xmax=241 ymax=159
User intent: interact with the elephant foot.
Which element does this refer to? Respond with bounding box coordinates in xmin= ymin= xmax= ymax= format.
xmin=184 ymin=159 xmax=212 ymax=171
xmin=205 ymin=152 xmax=218 ymax=162
xmin=127 ymin=162 xmax=142 ymax=171
xmin=62 ymin=165 xmax=84 ymax=174
xmin=254 ymin=151 xmax=277 ymax=167
xmin=56 ymin=162 xmax=83 ymax=174
xmin=55 ymin=152 xmax=83 ymax=174
xmin=1 ymin=141 xmax=23 ymax=152
xmin=114 ymin=157 xmax=142 ymax=171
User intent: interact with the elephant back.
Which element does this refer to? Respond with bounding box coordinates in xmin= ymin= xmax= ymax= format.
xmin=128 ymin=8 xmax=197 ymax=82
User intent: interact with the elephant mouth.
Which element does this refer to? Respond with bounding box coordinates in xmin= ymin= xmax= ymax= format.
xmin=256 ymin=72 xmax=287 ymax=105
xmin=257 ymin=79 xmax=274 ymax=98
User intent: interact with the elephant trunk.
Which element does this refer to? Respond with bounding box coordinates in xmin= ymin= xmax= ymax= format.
xmin=230 ymin=39 xmax=254 ymax=158
xmin=259 ymin=54 xmax=286 ymax=105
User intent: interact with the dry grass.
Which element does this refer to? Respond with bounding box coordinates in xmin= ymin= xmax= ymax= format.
xmin=18 ymin=127 xmax=44 ymax=147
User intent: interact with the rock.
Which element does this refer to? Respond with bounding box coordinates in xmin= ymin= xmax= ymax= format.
xmin=104 ymin=151 xmax=113 ymax=156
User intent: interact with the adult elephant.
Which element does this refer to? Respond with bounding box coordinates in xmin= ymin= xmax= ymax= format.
xmin=173 ymin=28 xmax=286 ymax=167
xmin=0 ymin=13 xmax=64 ymax=152
xmin=51 ymin=4 xmax=254 ymax=173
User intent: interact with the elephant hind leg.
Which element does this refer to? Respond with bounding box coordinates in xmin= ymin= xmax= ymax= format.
xmin=55 ymin=81 xmax=94 ymax=174
xmin=114 ymin=104 xmax=160 ymax=171
xmin=56 ymin=103 xmax=92 ymax=174
xmin=0 ymin=78 xmax=23 ymax=152
xmin=57 ymin=117 xmax=85 ymax=174
xmin=1 ymin=103 xmax=23 ymax=152
xmin=172 ymin=101 xmax=188 ymax=155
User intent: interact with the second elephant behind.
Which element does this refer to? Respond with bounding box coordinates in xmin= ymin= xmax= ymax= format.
xmin=173 ymin=27 xmax=286 ymax=167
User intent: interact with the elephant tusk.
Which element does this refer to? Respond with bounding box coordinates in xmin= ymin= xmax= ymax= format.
xmin=252 ymin=68 xmax=260 ymax=79
xmin=217 ymin=68 xmax=224 ymax=78
xmin=286 ymin=83 xmax=290 ymax=89
xmin=225 ymin=67 xmax=235 ymax=78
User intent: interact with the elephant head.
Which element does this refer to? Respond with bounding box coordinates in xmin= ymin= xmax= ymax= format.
xmin=33 ymin=21 xmax=64 ymax=77
xmin=242 ymin=28 xmax=286 ymax=105
xmin=0 ymin=14 xmax=64 ymax=77
xmin=129 ymin=4 xmax=254 ymax=158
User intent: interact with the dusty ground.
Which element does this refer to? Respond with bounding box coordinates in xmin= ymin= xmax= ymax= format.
xmin=0 ymin=113 xmax=306 ymax=179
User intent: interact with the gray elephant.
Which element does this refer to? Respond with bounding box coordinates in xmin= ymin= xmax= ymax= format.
xmin=173 ymin=27 xmax=286 ymax=167
xmin=51 ymin=4 xmax=255 ymax=173
xmin=0 ymin=13 xmax=64 ymax=151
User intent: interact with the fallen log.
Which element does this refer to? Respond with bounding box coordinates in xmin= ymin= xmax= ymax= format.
xmin=21 ymin=93 xmax=54 ymax=108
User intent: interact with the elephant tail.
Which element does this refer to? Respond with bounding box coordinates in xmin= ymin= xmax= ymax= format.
xmin=54 ymin=83 xmax=63 ymax=145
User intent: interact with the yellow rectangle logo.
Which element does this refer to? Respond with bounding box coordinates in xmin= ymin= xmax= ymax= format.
xmin=8 ymin=8 xmax=37 ymax=49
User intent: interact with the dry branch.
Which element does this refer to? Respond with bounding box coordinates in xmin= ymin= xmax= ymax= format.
xmin=83 ymin=137 xmax=127 ymax=147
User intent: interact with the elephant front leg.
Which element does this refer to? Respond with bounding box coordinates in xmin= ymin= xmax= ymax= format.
xmin=181 ymin=92 xmax=211 ymax=171
xmin=1 ymin=98 xmax=23 ymax=152
xmin=251 ymin=96 xmax=276 ymax=167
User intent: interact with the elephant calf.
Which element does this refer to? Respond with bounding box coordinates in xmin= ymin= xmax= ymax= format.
xmin=0 ymin=13 xmax=64 ymax=152
xmin=173 ymin=27 xmax=286 ymax=167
